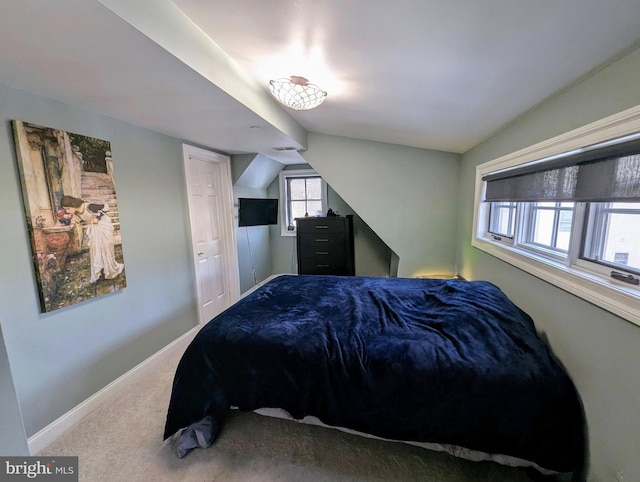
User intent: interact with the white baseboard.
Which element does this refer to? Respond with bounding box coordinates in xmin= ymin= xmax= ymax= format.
xmin=28 ymin=326 xmax=199 ymax=455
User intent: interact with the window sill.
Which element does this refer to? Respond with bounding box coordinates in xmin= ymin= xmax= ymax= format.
xmin=472 ymin=235 xmax=640 ymax=327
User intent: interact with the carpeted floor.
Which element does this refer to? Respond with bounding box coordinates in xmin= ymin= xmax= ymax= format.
xmin=38 ymin=346 xmax=566 ymax=481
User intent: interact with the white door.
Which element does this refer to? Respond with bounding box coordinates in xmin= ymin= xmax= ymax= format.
xmin=183 ymin=145 xmax=239 ymax=325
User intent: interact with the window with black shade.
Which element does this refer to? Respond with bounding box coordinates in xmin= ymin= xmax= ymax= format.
xmin=482 ymin=134 xmax=640 ymax=268
xmin=473 ymin=115 xmax=640 ymax=327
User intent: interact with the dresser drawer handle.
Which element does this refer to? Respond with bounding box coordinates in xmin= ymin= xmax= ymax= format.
xmin=314 ymin=225 xmax=329 ymax=229
xmin=316 ymin=238 xmax=329 ymax=242
xmin=316 ymin=251 xmax=329 ymax=255
xmin=317 ymin=264 xmax=330 ymax=267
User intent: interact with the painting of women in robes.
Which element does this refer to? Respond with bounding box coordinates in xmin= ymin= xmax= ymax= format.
xmin=60 ymin=196 xmax=124 ymax=284
xmin=12 ymin=120 xmax=126 ymax=312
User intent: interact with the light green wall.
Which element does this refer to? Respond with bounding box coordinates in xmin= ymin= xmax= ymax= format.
xmin=231 ymin=154 xmax=285 ymax=293
xmin=301 ymin=133 xmax=461 ymax=277
xmin=324 ymin=187 xmax=393 ymax=277
xmin=233 ymin=185 xmax=273 ymax=294
xmin=0 ymin=82 xmax=198 ymax=438
xmin=0 ymin=322 xmax=28 ymax=455
xmin=457 ymin=47 xmax=640 ymax=481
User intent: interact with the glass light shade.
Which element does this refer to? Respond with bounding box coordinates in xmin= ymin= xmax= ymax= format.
xmin=269 ymin=76 xmax=327 ymax=111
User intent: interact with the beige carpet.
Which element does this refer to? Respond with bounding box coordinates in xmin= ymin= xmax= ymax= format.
xmin=38 ymin=346 xmax=565 ymax=481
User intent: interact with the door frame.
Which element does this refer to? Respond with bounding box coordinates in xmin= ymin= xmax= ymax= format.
xmin=182 ymin=144 xmax=240 ymax=324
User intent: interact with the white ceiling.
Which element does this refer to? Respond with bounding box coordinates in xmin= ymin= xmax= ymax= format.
xmin=1 ymin=0 xmax=640 ymax=161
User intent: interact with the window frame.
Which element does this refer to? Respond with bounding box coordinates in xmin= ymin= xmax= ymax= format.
xmin=472 ymin=104 xmax=640 ymax=327
xmin=576 ymin=202 xmax=640 ymax=277
xmin=487 ymin=201 xmax=517 ymax=242
xmin=520 ymin=201 xmax=575 ymax=256
xmin=278 ymin=169 xmax=328 ymax=237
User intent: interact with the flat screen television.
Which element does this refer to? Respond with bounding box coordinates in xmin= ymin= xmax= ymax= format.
xmin=238 ymin=198 xmax=278 ymax=227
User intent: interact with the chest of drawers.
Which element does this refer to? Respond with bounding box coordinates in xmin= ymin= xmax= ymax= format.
xmin=296 ymin=216 xmax=355 ymax=276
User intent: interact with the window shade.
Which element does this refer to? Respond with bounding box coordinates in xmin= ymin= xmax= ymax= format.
xmin=483 ymin=134 xmax=640 ymax=202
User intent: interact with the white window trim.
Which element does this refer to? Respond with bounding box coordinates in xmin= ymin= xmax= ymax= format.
xmin=472 ymin=104 xmax=640 ymax=327
xmin=278 ymin=168 xmax=328 ymax=237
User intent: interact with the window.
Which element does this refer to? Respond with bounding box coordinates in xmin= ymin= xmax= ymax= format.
xmin=472 ymin=105 xmax=640 ymax=327
xmin=581 ymin=202 xmax=640 ymax=274
xmin=488 ymin=202 xmax=516 ymax=239
xmin=522 ymin=202 xmax=574 ymax=255
xmin=288 ymin=176 xmax=323 ymax=221
xmin=279 ymin=169 xmax=328 ymax=236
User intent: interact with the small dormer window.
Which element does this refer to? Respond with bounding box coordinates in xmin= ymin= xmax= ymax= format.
xmin=279 ymin=169 xmax=328 ymax=236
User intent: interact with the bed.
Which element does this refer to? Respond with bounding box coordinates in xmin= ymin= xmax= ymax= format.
xmin=163 ymin=275 xmax=584 ymax=474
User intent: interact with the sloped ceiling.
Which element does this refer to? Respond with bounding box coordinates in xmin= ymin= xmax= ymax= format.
xmin=1 ymin=0 xmax=640 ymax=160
xmin=170 ymin=0 xmax=640 ymax=153
xmin=233 ymin=154 xmax=284 ymax=190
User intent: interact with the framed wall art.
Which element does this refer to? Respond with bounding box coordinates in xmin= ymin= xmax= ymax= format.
xmin=12 ymin=120 xmax=126 ymax=312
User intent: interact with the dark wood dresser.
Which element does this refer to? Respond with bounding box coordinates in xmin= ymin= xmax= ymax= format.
xmin=296 ymin=216 xmax=355 ymax=275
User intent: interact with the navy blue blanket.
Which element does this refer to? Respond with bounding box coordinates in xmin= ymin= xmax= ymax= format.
xmin=164 ymin=275 xmax=583 ymax=473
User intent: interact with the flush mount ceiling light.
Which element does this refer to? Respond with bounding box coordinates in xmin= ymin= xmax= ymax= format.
xmin=269 ymin=76 xmax=327 ymax=111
